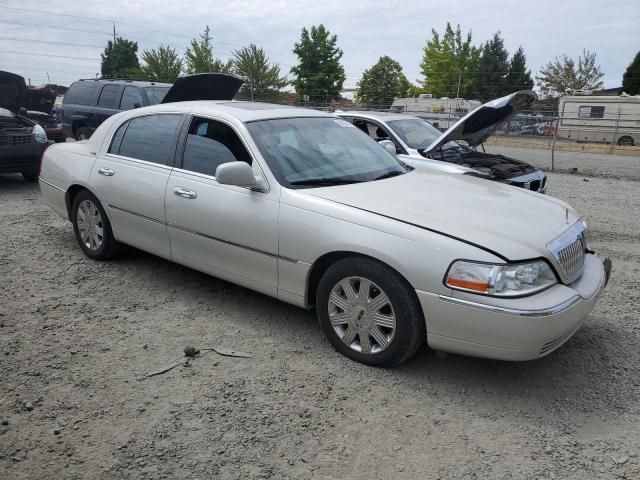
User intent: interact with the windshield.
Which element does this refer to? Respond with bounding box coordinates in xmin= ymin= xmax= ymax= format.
xmin=144 ymin=87 xmax=170 ymax=105
xmin=387 ymin=118 xmax=460 ymax=150
xmin=247 ymin=117 xmax=408 ymax=188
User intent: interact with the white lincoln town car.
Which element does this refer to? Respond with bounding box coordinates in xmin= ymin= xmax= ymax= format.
xmin=39 ymin=74 xmax=611 ymax=367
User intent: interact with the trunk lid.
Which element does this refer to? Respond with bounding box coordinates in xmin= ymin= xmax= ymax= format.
xmin=161 ymin=73 xmax=244 ymax=104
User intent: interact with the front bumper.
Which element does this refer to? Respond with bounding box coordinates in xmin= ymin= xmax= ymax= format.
xmin=0 ymin=143 xmax=46 ymax=173
xmin=417 ymin=254 xmax=610 ymax=361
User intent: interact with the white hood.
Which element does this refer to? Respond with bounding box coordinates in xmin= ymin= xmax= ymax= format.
xmin=424 ymin=90 xmax=537 ymax=153
xmin=304 ymin=169 xmax=577 ymax=261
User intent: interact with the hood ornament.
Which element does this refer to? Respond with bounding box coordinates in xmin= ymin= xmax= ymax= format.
xmin=565 ymin=208 xmax=569 ymax=224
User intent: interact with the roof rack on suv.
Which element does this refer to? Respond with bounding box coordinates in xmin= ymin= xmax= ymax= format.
xmin=77 ymin=78 xmax=161 ymax=85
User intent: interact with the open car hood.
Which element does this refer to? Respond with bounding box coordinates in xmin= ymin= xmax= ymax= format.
xmin=161 ymin=73 xmax=244 ymax=104
xmin=23 ymin=86 xmax=56 ymax=115
xmin=423 ymin=90 xmax=537 ymax=152
xmin=0 ymin=70 xmax=27 ymax=113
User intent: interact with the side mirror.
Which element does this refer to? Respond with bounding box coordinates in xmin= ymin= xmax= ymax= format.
xmin=133 ymin=102 xmax=141 ymax=109
xmin=215 ymin=161 xmax=266 ymax=190
xmin=378 ymin=139 xmax=397 ymax=155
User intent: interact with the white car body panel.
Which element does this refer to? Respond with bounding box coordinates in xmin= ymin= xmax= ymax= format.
xmin=39 ymin=100 xmax=608 ymax=362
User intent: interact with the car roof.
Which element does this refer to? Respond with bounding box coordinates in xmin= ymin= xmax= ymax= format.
xmin=135 ymin=100 xmax=335 ymax=122
xmin=337 ymin=110 xmax=421 ymax=122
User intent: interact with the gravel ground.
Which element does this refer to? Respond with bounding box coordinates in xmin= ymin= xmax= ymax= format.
xmin=486 ymin=145 xmax=640 ymax=180
xmin=1 ymin=171 xmax=639 ymax=480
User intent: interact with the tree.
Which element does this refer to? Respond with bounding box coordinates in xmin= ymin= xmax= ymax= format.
xmin=536 ymin=49 xmax=604 ymax=97
xmin=622 ymin=51 xmax=640 ymax=95
xmin=185 ymin=25 xmax=233 ymax=74
xmin=232 ymin=44 xmax=288 ymax=101
xmin=140 ymin=45 xmax=183 ymax=83
xmin=101 ymin=37 xmax=141 ymax=78
xmin=356 ymin=56 xmax=409 ymax=106
xmin=505 ymin=46 xmax=534 ymax=94
xmin=291 ymin=25 xmax=346 ymax=104
xmin=470 ymin=32 xmax=509 ymax=101
xmin=396 ymin=73 xmax=415 ymax=98
xmin=419 ymin=23 xmax=480 ymax=98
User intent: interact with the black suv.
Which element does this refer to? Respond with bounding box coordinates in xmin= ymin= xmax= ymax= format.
xmin=61 ymin=79 xmax=171 ymax=140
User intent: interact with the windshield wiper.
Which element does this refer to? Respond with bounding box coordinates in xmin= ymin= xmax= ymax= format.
xmin=289 ymin=178 xmax=363 ymax=187
xmin=373 ymin=170 xmax=405 ymax=181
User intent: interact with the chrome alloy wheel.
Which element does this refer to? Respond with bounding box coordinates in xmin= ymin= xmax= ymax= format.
xmin=328 ymin=276 xmax=396 ymax=354
xmin=76 ymin=200 xmax=104 ymax=251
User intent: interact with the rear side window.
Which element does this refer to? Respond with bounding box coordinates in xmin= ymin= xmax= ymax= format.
xmin=112 ymin=114 xmax=182 ymax=165
xmin=181 ymin=117 xmax=252 ymax=176
xmin=120 ymin=87 xmax=144 ymax=110
xmin=63 ymin=82 xmax=100 ymax=106
xmin=97 ymin=85 xmax=122 ymax=109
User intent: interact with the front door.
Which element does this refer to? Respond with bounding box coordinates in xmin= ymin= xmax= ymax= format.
xmin=91 ymin=113 xmax=183 ymax=259
xmin=165 ymin=116 xmax=279 ymax=296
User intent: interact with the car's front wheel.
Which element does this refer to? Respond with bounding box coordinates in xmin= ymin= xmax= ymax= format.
xmin=71 ymin=190 xmax=120 ymax=260
xmin=316 ymin=257 xmax=426 ymax=367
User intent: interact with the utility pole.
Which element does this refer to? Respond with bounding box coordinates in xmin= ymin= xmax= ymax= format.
xmin=113 ymin=21 xmax=116 ymax=44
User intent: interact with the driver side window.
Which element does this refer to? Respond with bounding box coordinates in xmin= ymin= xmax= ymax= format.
xmin=181 ymin=118 xmax=252 ymax=176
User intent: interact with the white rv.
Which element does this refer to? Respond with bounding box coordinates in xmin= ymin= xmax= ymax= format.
xmin=557 ymin=93 xmax=639 ymax=146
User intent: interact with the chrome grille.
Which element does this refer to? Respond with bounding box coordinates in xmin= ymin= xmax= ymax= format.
xmin=558 ymin=236 xmax=586 ymax=280
xmin=547 ymin=221 xmax=587 ymax=284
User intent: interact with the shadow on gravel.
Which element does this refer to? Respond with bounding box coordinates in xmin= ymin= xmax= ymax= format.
xmin=0 ymin=173 xmax=39 ymax=192
xmin=114 ymin=248 xmax=638 ymax=416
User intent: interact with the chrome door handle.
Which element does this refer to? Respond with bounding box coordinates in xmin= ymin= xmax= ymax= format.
xmin=98 ymin=168 xmax=114 ymax=176
xmin=173 ymin=187 xmax=197 ymax=199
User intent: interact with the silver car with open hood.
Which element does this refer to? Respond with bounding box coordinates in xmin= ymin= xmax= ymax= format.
xmin=38 ymin=74 xmax=609 ymax=367
xmin=338 ymin=91 xmax=548 ymax=193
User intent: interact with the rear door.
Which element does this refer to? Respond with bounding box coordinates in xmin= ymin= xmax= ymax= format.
xmin=91 ymin=113 xmax=184 ymax=259
xmin=165 ymin=115 xmax=279 ymax=296
xmin=94 ymin=84 xmax=124 ymax=128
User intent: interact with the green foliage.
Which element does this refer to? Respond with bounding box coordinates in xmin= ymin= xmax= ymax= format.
xmin=185 ymin=26 xmax=233 ymax=74
xmin=232 ymin=43 xmax=288 ymax=100
xmin=622 ymin=51 xmax=640 ymax=95
xmin=470 ymin=32 xmax=509 ymax=101
xmin=356 ymin=56 xmax=408 ymax=106
xmin=536 ymin=49 xmax=604 ymax=98
xmin=505 ymin=46 xmax=534 ymax=94
xmin=291 ymin=24 xmax=346 ymax=103
xmin=140 ymin=45 xmax=183 ymax=83
xmin=101 ymin=37 xmax=141 ymax=78
xmin=396 ymin=73 xmax=416 ymax=98
xmin=420 ymin=23 xmax=480 ymax=98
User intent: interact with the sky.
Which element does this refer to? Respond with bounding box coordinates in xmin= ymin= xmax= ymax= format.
xmin=0 ymin=0 xmax=638 ymax=93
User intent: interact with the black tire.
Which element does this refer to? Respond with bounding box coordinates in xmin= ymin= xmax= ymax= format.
xmin=617 ymin=136 xmax=634 ymax=146
xmin=70 ymin=189 xmax=121 ymax=260
xmin=22 ymin=172 xmax=39 ymax=182
xmin=316 ymin=257 xmax=426 ymax=367
xmin=75 ymin=127 xmax=92 ymax=141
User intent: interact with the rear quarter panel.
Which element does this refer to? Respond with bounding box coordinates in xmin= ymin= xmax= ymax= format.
xmin=39 ymin=142 xmax=97 ymax=218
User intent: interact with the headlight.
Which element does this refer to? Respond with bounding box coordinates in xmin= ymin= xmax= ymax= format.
xmin=33 ymin=124 xmax=48 ymax=143
xmin=445 ymin=260 xmax=557 ymax=297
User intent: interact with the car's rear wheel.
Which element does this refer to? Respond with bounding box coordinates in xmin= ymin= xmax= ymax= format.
xmin=71 ymin=190 xmax=120 ymax=260
xmin=75 ymin=127 xmax=92 ymax=141
xmin=316 ymin=257 xmax=425 ymax=367
xmin=22 ymin=172 xmax=39 ymax=182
